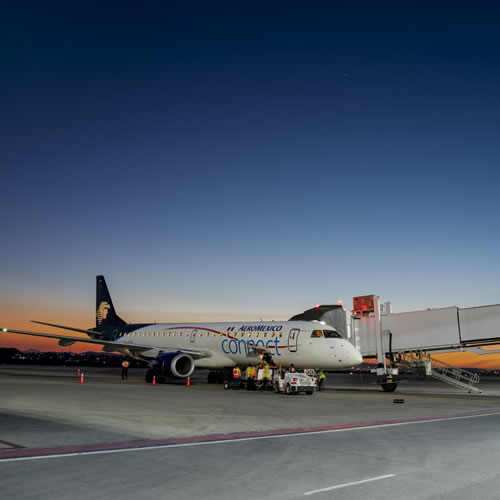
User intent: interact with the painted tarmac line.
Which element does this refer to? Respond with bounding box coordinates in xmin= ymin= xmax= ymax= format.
xmin=304 ymin=474 xmax=396 ymax=495
xmin=1 ymin=409 xmax=500 ymax=463
xmin=0 ymin=440 xmax=25 ymax=450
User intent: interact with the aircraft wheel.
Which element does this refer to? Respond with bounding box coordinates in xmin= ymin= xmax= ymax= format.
xmin=381 ymin=382 xmax=397 ymax=392
xmin=145 ymin=370 xmax=154 ymax=383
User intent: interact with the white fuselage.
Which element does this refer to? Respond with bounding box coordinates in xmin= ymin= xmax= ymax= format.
xmin=117 ymin=320 xmax=363 ymax=370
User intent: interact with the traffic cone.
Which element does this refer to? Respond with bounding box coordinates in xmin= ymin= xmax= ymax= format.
xmin=186 ymin=376 xmax=191 ymax=387
xmin=77 ymin=368 xmax=80 ymax=377
xmin=152 ymin=376 xmax=156 ymax=386
xmin=79 ymin=373 xmax=84 ymax=384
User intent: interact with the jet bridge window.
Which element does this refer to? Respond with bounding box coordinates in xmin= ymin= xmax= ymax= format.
xmin=311 ymin=330 xmax=323 ymax=338
xmin=323 ymin=330 xmax=341 ymax=338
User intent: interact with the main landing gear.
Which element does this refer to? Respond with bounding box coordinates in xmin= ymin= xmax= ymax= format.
xmin=207 ymin=370 xmax=224 ymax=384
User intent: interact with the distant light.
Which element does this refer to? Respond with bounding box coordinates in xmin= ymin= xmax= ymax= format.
xmin=315 ymin=304 xmax=321 ymax=309
xmin=2 ymin=328 xmax=7 ymax=332
xmin=338 ymin=299 xmax=343 ymax=305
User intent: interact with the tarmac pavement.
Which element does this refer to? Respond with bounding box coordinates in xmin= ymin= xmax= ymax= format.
xmin=2 ymin=365 xmax=500 ymax=499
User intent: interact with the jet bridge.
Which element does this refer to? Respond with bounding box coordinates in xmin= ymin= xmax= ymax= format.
xmin=350 ymin=295 xmax=500 ymax=393
xmin=354 ymin=300 xmax=500 ymax=356
xmin=290 ymin=297 xmax=500 ymax=392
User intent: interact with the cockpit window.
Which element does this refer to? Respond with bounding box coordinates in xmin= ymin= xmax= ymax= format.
xmin=311 ymin=330 xmax=323 ymax=338
xmin=323 ymin=330 xmax=341 ymax=338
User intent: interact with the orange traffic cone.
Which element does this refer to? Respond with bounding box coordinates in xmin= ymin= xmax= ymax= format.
xmin=152 ymin=376 xmax=156 ymax=386
xmin=186 ymin=376 xmax=191 ymax=387
xmin=79 ymin=373 xmax=84 ymax=384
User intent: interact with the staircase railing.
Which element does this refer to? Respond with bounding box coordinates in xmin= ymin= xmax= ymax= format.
xmin=395 ymin=350 xmax=481 ymax=393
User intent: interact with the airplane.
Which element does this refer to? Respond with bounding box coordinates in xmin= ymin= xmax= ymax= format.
xmin=2 ymin=275 xmax=363 ymax=383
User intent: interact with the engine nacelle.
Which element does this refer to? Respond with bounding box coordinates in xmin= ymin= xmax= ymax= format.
xmin=152 ymin=352 xmax=195 ymax=378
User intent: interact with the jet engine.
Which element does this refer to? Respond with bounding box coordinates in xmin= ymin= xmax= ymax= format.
xmin=152 ymin=352 xmax=195 ymax=379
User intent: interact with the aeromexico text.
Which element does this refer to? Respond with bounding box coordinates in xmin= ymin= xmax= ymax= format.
xmin=222 ymin=324 xmax=284 ymax=356
xmin=238 ymin=325 xmax=283 ymax=332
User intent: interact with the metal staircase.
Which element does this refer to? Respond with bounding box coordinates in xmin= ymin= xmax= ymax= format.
xmin=396 ymin=350 xmax=481 ymax=394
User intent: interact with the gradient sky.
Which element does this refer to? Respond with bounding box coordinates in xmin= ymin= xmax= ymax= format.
xmin=1 ymin=3 xmax=500 ymax=366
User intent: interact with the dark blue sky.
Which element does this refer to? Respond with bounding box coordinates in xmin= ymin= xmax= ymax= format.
xmin=2 ymin=2 xmax=500 ymax=323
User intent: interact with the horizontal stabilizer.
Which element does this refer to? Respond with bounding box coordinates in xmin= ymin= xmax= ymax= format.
xmin=31 ymin=320 xmax=101 ymax=337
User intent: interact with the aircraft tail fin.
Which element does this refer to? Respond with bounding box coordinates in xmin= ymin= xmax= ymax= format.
xmin=96 ymin=275 xmax=127 ymax=329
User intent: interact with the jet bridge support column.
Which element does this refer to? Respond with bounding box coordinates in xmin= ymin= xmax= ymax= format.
xmin=353 ymin=295 xmax=399 ymax=392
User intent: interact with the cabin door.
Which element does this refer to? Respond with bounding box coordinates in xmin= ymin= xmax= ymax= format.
xmin=288 ymin=329 xmax=299 ymax=352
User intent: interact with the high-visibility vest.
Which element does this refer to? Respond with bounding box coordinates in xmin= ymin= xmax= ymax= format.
xmin=233 ymin=367 xmax=241 ymax=378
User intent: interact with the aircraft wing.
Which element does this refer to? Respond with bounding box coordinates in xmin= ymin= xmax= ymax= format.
xmin=1 ymin=328 xmax=213 ymax=360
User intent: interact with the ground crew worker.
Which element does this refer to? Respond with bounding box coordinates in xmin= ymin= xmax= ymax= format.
xmin=233 ymin=365 xmax=241 ymax=389
xmin=121 ymin=359 xmax=129 ymax=380
xmin=318 ymin=370 xmax=326 ymax=391
xmin=249 ymin=365 xmax=257 ymax=391
xmin=289 ymin=364 xmax=296 ymax=373
xmin=262 ymin=365 xmax=271 ymax=389
xmin=245 ymin=365 xmax=253 ymax=391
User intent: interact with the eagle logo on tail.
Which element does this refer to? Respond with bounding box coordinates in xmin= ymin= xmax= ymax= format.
xmin=96 ymin=301 xmax=111 ymax=325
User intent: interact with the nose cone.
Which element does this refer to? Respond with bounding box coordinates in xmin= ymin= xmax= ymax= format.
xmin=349 ymin=348 xmax=363 ymax=366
